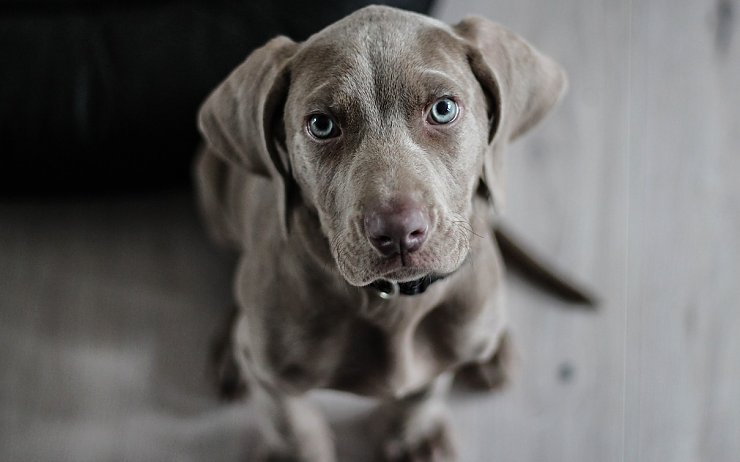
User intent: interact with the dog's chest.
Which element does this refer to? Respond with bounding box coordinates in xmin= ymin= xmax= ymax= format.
xmin=322 ymin=293 xmax=500 ymax=397
xmin=249 ymin=243 xmax=505 ymax=398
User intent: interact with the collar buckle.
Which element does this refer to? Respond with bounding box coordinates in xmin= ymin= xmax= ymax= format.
xmin=375 ymin=280 xmax=400 ymax=300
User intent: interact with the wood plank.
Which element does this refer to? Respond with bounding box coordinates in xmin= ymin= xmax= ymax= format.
xmin=626 ymin=1 xmax=740 ymax=461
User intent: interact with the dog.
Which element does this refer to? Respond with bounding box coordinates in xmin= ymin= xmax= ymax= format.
xmin=195 ymin=6 xmax=568 ymax=461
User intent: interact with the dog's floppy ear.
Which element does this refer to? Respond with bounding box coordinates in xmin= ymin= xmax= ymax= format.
xmin=454 ymin=17 xmax=567 ymax=211
xmin=198 ymin=36 xmax=297 ymax=236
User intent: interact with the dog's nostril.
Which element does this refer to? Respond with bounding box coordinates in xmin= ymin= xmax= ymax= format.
xmin=403 ymin=226 xmax=427 ymax=254
xmin=377 ymin=236 xmax=393 ymax=245
xmin=364 ymin=201 xmax=430 ymax=257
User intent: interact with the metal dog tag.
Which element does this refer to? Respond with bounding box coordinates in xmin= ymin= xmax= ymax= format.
xmin=376 ymin=280 xmax=400 ymax=300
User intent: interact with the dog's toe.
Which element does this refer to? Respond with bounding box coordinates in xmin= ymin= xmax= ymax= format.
xmin=455 ymin=332 xmax=514 ymax=392
xmin=455 ymin=357 xmax=509 ymax=391
xmin=378 ymin=420 xmax=456 ymax=462
xmin=260 ymin=453 xmax=304 ymax=462
xmin=255 ymin=439 xmax=336 ymax=462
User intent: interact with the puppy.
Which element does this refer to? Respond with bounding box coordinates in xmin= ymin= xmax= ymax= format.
xmin=195 ymin=6 xmax=566 ymax=461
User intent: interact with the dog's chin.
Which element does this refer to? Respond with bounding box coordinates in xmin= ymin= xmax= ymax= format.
xmin=379 ymin=266 xmax=430 ymax=283
xmin=337 ymin=251 xmax=467 ymax=287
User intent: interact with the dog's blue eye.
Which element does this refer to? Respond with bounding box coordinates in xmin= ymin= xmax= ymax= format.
xmin=428 ymin=98 xmax=458 ymax=125
xmin=308 ymin=114 xmax=339 ymax=139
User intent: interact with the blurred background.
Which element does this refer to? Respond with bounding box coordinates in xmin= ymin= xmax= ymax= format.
xmin=1 ymin=0 xmax=738 ymax=461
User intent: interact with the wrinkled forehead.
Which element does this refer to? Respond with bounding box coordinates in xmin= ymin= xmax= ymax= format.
xmin=287 ymin=19 xmax=471 ymax=113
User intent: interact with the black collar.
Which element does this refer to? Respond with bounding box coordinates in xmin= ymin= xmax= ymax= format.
xmin=367 ymin=273 xmax=448 ymax=299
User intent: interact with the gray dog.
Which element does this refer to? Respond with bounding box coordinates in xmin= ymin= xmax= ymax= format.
xmin=195 ymin=6 xmax=567 ymax=461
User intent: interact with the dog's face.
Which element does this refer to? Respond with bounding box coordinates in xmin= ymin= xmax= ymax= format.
xmin=284 ymin=15 xmax=490 ymax=286
xmin=198 ymin=6 xmax=566 ymax=287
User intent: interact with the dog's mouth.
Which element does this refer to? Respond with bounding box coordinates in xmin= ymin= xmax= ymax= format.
xmin=364 ymin=253 xmax=469 ymax=298
xmin=374 ymin=253 xmax=433 ymax=281
xmin=330 ymin=211 xmax=472 ymax=288
xmin=335 ymin=246 xmax=465 ymax=288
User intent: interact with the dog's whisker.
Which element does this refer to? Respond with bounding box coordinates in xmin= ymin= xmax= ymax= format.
xmin=448 ymin=217 xmax=484 ymax=240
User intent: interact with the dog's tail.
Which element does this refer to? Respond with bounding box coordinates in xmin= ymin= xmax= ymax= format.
xmin=494 ymin=223 xmax=598 ymax=307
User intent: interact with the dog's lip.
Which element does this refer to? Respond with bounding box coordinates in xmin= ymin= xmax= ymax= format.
xmin=343 ymin=252 xmax=466 ymax=287
xmin=375 ymin=249 xmax=471 ymax=282
xmin=368 ymin=251 xmax=464 ymax=283
xmin=344 ymin=266 xmax=428 ymax=287
xmin=379 ymin=267 xmax=431 ymax=283
xmin=373 ymin=255 xmax=429 ymax=280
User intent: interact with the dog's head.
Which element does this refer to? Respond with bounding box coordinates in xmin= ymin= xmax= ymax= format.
xmin=198 ymin=6 xmax=566 ymax=287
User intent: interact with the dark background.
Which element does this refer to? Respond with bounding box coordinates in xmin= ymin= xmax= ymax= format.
xmin=1 ymin=0 xmax=434 ymax=194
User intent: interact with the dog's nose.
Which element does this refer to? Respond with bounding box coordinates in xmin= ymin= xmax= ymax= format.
xmin=364 ymin=200 xmax=429 ymax=257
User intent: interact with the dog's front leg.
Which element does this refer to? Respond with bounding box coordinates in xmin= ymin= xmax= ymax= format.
xmin=374 ymin=373 xmax=456 ymax=462
xmin=246 ymin=373 xmax=336 ymax=462
xmin=232 ymin=316 xmax=334 ymax=461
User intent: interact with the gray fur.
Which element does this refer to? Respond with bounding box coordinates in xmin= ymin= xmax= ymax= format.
xmin=195 ymin=6 xmax=566 ymax=461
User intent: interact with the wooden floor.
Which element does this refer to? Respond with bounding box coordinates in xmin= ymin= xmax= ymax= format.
xmin=1 ymin=1 xmax=738 ymax=461
xmin=436 ymin=0 xmax=740 ymax=460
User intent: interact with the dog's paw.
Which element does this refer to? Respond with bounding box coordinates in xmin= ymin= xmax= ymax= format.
xmin=258 ymin=452 xmax=310 ymax=462
xmin=455 ymin=332 xmax=514 ymax=392
xmin=378 ymin=419 xmax=456 ymax=462
xmin=259 ymin=452 xmax=301 ymax=462
xmin=255 ymin=442 xmax=336 ymax=462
